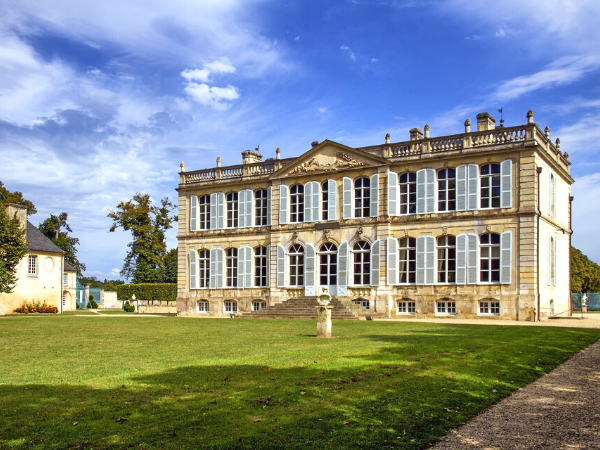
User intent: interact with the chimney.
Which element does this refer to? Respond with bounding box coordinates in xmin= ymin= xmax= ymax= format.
xmin=476 ymin=112 xmax=496 ymax=131
xmin=409 ymin=128 xmax=423 ymax=141
xmin=241 ymin=150 xmax=263 ymax=165
xmin=311 ymin=141 xmax=320 ymax=148
xmin=4 ymin=203 xmax=27 ymax=230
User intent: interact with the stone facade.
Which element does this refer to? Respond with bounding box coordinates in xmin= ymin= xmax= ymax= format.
xmin=176 ymin=110 xmax=572 ymax=320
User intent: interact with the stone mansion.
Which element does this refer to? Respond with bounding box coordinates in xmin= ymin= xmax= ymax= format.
xmin=176 ymin=110 xmax=572 ymax=320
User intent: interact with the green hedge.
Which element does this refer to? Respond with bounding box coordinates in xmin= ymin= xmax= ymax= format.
xmin=116 ymin=284 xmax=177 ymax=301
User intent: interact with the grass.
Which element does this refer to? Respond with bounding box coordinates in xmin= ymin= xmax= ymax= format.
xmin=0 ymin=317 xmax=598 ymax=450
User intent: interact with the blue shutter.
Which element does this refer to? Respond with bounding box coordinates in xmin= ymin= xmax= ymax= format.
xmin=416 ymin=236 xmax=426 ymax=285
xmin=388 ymin=171 xmax=398 ymax=216
xmin=304 ymin=182 xmax=313 ymax=222
xmin=210 ymin=193 xmax=218 ymax=229
xmin=328 ymin=179 xmax=337 ymax=220
xmin=245 ymin=246 xmax=252 ymax=288
xmin=238 ymin=190 xmax=246 ymax=228
xmin=467 ymin=164 xmax=478 ymax=210
xmin=425 ymin=236 xmax=435 ymax=284
xmin=370 ymin=173 xmax=379 ymax=218
xmin=416 ymin=169 xmax=426 ymax=214
xmin=266 ymin=244 xmax=271 ymax=287
xmin=456 ymin=234 xmax=466 ymax=284
xmin=277 ymin=245 xmax=286 ymax=288
xmin=500 ymin=231 xmax=512 ymax=284
xmin=267 ymin=187 xmax=272 ymax=226
xmin=425 ymin=169 xmax=435 ymax=213
xmin=237 ymin=247 xmax=245 ymax=288
xmin=456 ymin=165 xmax=467 ymax=211
xmin=279 ymin=185 xmax=288 ymax=225
xmin=312 ymin=181 xmax=320 ymax=222
xmin=371 ymin=240 xmax=380 ymax=286
xmin=337 ymin=241 xmax=349 ymax=296
xmin=210 ymin=248 xmax=217 ymax=288
xmin=387 ymin=237 xmax=398 ymax=285
xmin=467 ymin=234 xmax=478 ymax=284
xmin=500 ymin=160 xmax=512 ymax=208
xmin=343 ymin=177 xmax=352 ymax=219
xmin=217 ymin=192 xmax=225 ymax=229
xmin=548 ymin=237 xmax=552 ymax=286
xmin=245 ymin=189 xmax=253 ymax=227
xmin=189 ymin=249 xmax=197 ymax=290
xmin=190 ymin=195 xmax=198 ymax=232
xmin=216 ymin=248 xmax=224 ymax=289
xmin=305 ymin=243 xmax=316 ymax=296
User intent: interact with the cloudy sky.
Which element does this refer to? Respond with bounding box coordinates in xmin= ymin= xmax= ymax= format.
xmin=1 ymin=0 xmax=600 ymax=279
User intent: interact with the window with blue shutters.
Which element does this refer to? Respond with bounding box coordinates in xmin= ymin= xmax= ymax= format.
xmin=290 ymin=185 xmax=304 ymax=223
xmin=352 ymin=241 xmax=370 ymax=285
xmin=327 ymin=179 xmax=337 ymax=220
xmin=254 ymin=246 xmax=268 ymax=287
xmin=480 ymin=164 xmax=500 ymax=209
xmin=255 ymin=189 xmax=268 ymax=226
xmin=199 ymin=195 xmax=210 ymax=229
xmin=480 ymin=233 xmax=500 ymax=282
xmin=189 ymin=249 xmax=197 ymax=289
xmin=354 ymin=177 xmax=370 ymax=218
xmin=227 ymin=192 xmax=239 ymax=227
xmin=198 ymin=249 xmax=210 ymax=288
xmin=319 ymin=242 xmax=338 ymax=286
xmin=437 ymin=235 xmax=456 ymax=283
xmin=437 ymin=169 xmax=456 ymax=212
xmin=388 ymin=171 xmax=399 ymax=216
xmin=190 ymin=195 xmax=198 ymax=232
xmin=288 ymin=244 xmax=304 ymax=286
xmin=399 ymin=237 xmax=416 ymax=284
xmin=371 ymin=240 xmax=380 ymax=286
xmin=399 ymin=172 xmax=417 ymax=214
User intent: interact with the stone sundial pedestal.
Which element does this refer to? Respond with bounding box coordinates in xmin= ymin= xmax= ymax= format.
xmin=316 ymin=287 xmax=333 ymax=338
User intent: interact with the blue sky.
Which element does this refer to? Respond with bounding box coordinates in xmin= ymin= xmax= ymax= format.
xmin=1 ymin=0 xmax=600 ymax=279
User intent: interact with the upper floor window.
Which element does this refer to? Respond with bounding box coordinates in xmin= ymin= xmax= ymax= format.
xmin=254 ymin=246 xmax=268 ymax=287
xmin=199 ymin=195 xmax=211 ymax=230
xmin=352 ymin=241 xmax=371 ymax=285
xmin=399 ymin=237 xmax=416 ymax=284
xmin=480 ymin=233 xmax=500 ymax=282
xmin=198 ymin=250 xmax=210 ymax=288
xmin=28 ymin=255 xmax=37 ymax=275
xmin=480 ymin=164 xmax=500 ymax=209
xmin=290 ymin=185 xmax=304 ymax=223
xmin=226 ymin=248 xmax=238 ymax=287
xmin=319 ymin=242 xmax=337 ymax=286
xmin=226 ymin=192 xmax=238 ymax=227
xmin=255 ymin=189 xmax=268 ymax=226
xmin=354 ymin=177 xmax=370 ymax=218
xmin=437 ymin=235 xmax=456 ymax=283
xmin=438 ymin=169 xmax=456 ymax=212
xmin=399 ymin=172 xmax=416 ymax=214
xmin=289 ymin=244 xmax=304 ymax=286
xmin=322 ymin=181 xmax=329 ymax=221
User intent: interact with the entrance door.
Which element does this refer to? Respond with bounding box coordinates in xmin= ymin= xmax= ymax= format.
xmin=319 ymin=242 xmax=337 ymax=296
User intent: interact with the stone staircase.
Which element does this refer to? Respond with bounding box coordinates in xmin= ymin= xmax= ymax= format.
xmin=239 ymin=296 xmax=371 ymax=320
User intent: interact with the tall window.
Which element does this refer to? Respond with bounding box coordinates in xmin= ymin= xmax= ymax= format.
xmin=437 ymin=169 xmax=456 ymax=212
xmin=399 ymin=237 xmax=416 ymax=283
xmin=254 ymin=246 xmax=268 ymax=287
xmin=399 ymin=173 xmax=417 ymax=214
xmin=199 ymin=195 xmax=211 ymax=229
xmin=480 ymin=163 xmax=501 ymax=209
xmin=322 ymin=181 xmax=329 ymax=221
xmin=28 ymin=255 xmax=37 ymax=275
xmin=480 ymin=233 xmax=500 ymax=282
xmin=255 ymin=189 xmax=268 ymax=226
xmin=354 ymin=177 xmax=370 ymax=218
xmin=226 ymin=192 xmax=238 ymax=227
xmin=198 ymin=250 xmax=210 ymax=288
xmin=352 ymin=241 xmax=371 ymax=285
xmin=319 ymin=243 xmax=338 ymax=286
xmin=289 ymin=244 xmax=305 ymax=286
xmin=226 ymin=248 xmax=238 ymax=287
xmin=437 ymin=235 xmax=456 ymax=283
xmin=290 ymin=185 xmax=304 ymax=223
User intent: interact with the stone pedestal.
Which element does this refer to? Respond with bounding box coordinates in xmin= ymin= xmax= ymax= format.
xmin=316 ymin=305 xmax=333 ymax=338
xmin=582 ymin=305 xmax=587 ymax=313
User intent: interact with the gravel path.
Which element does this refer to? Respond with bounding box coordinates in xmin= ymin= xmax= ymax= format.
xmin=430 ymin=338 xmax=600 ymax=449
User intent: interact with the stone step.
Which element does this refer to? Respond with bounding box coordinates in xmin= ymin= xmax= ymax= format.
xmin=240 ymin=296 xmax=369 ymax=320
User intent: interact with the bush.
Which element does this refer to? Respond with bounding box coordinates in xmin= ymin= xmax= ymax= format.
xmin=14 ymin=300 xmax=58 ymax=314
xmin=116 ymin=283 xmax=176 ymax=301
xmin=123 ymin=301 xmax=135 ymax=313
xmin=76 ymin=303 xmax=80 ymax=309
xmin=89 ymin=299 xmax=98 ymax=309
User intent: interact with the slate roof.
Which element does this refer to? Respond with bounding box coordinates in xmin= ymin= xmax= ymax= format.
xmin=26 ymin=221 xmax=64 ymax=254
xmin=64 ymin=261 xmax=77 ymax=272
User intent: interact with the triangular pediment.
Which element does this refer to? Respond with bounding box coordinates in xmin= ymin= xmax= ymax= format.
xmin=273 ymin=140 xmax=387 ymax=179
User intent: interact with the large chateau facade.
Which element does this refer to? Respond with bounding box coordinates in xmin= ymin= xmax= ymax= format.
xmin=176 ymin=110 xmax=572 ymax=320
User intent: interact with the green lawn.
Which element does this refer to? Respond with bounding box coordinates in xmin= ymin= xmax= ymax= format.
xmin=0 ymin=317 xmax=598 ymax=449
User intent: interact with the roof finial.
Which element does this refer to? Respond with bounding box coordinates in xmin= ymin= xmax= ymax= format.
xmin=424 ymin=124 xmax=430 ymax=139
xmin=385 ymin=133 xmax=390 ymax=144
xmin=180 ymin=161 xmax=185 ymax=172
xmin=464 ymin=118 xmax=471 ymax=133
xmin=545 ymin=126 xmax=550 ymax=138
xmin=276 ymin=147 xmax=281 ymax=160
xmin=527 ymin=109 xmax=534 ymax=124
xmin=216 ymin=156 xmax=221 ymax=167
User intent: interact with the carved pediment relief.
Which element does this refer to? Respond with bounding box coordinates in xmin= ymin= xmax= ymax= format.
xmin=288 ymin=152 xmax=366 ymax=175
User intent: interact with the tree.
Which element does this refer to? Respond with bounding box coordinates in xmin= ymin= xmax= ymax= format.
xmin=0 ymin=206 xmax=28 ymax=293
xmin=157 ymin=248 xmax=177 ymax=283
xmin=108 ymin=193 xmax=175 ymax=283
xmin=0 ymin=181 xmax=37 ymax=215
xmin=38 ymin=212 xmax=86 ymax=276
xmin=571 ymin=247 xmax=600 ymax=293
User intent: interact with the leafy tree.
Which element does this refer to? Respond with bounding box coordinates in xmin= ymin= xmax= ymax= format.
xmin=0 ymin=181 xmax=37 ymax=215
xmin=108 ymin=193 xmax=175 ymax=283
xmin=104 ymin=279 xmax=125 ymax=291
xmin=571 ymin=247 xmax=600 ymax=293
xmin=78 ymin=276 xmax=104 ymax=289
xmin=38 ymin=212 xmax=86 ymax=276
xmin=0 ymin=206 xmax=28 ymax=293
xmin=158 ymin=248 xmax=177 ymax=283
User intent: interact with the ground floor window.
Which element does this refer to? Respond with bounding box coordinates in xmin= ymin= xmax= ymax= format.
xmin=436 ymin=301 xmax=456 ymax=315
xmin=354 ymin=299 xmax=370 ymax=309
xmin=479 ymin=301 xmax=500 ymax=315
xmin=197 ymin=301 xmax=209 ymax=313
xmin=397 ymin=301 xmax=415 ymax=314
xmin=252 ymin=300 xmax=267 ymax=311
xmin=224 ymin=301 xmax=238 ymax=314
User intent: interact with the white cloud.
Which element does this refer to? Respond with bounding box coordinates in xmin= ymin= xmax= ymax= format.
xmin=184 ymin=82 xmax=240 ymax=110
xmin=318 ymin=107 xmax=328 ymax=114
xmin=294 ymin=36 xmax=300 ymax=41
xmin=181 ymin=68 xmax=211 ymax=82
xmin=572 ymin=172 xmax=600 ymax=262
xmin=464 ymin=35 xmax=480 ymax=40
xmin=495 ymin=28 xmax=506 ymax=37
xmin=204 ymin=58 xmax=237 ymax=75
xmin=340 ymin=45 xmax=356 ymax=61
xmin=371 ymin=58 xmax=378 ymax=62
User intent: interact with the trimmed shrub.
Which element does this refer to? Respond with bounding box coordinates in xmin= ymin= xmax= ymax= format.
xmin=123 ymin=301 xmax=135 ymax=313
xmin=89 ymin=298 xmax=98 ymax=309
xmin=116 ymin=283 xmax=176 ymax=301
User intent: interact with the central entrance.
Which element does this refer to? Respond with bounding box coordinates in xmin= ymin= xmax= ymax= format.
xmin=319 ymin=242 xmax=338 ymax=296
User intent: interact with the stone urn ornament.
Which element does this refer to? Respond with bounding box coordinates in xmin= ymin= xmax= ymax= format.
xmin=316 ymin=287 xmax=333 ymax=338
xmin=317 ymin=286 xmax=332 ymax=306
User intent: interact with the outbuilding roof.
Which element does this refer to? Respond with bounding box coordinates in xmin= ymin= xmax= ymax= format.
xmin=26 ymin=221 xmax=64 ymax=254
xmin=64 ymin=261 xmax=77 ymax=272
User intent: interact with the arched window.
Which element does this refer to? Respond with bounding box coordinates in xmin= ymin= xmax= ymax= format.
xmin=255 ymin=189 xmax=268 ymax=226
xmin=290 ymin=185 xmax=304 ymax=223
xmin=254 ymin=246 xmax=268 ymax=287
xmin=289 ymin=244 xmax=304 ymax=286
xmin=197 ymin=301 xmax=209 ymax=313
xmin=352 ymin=241 xmax=371 ymax=285
xmin=480 ymin=233 xmax=500 ymax=282
xmin=199 ymin=195 xmax=211 ymax=229
xmin=437 ymin=236 xmax=456 ymax=283
xmin=399 ymin=237 xmax=416 ymax=284
xmin=354 ymin=177 xmax=370 ymax=218
xmin=225 ymin=248 xmax=238 ymax=287
xmin=480 ymin=164 xmax=500 ymax=209
xmin=437 ymin=169 xmax=456 ymax=212
xmin=319 ymin=242 xmax=338 ymax=286
xmin=226 ymin=192 xmax=238 ymax=227
xmin=321 ymin=181 xmax=329 ymax=221
xmin=399 ymin=172 xmax=416 ymax=214
xmin=198 ymin=249 xmax=210 ymax=288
